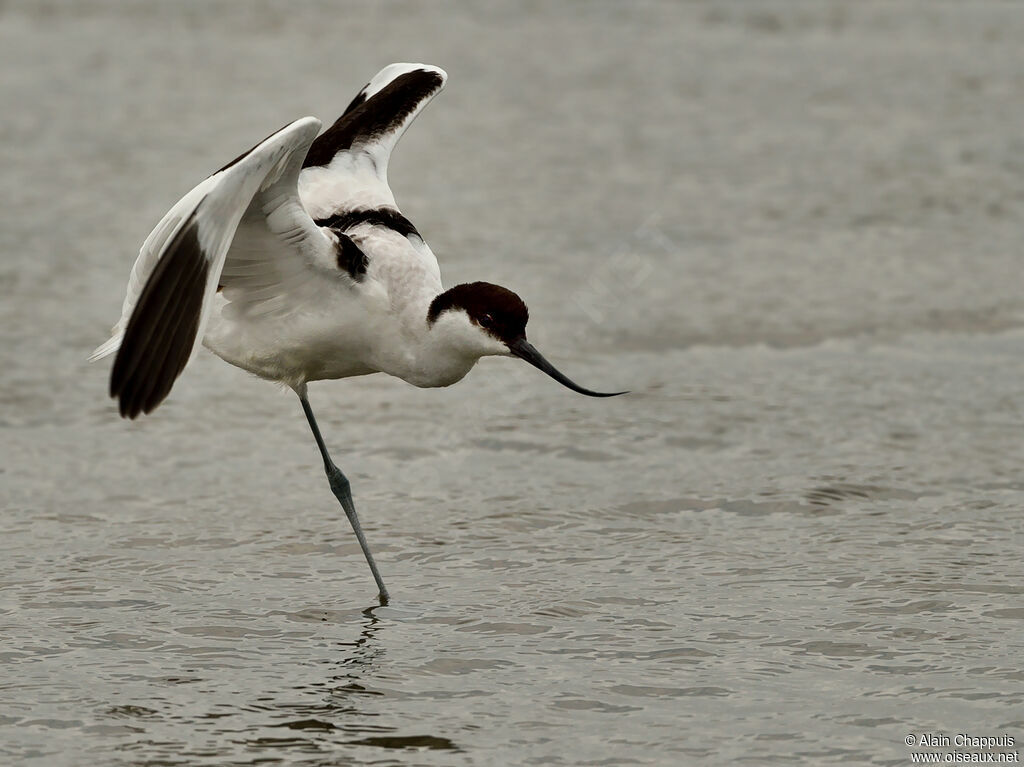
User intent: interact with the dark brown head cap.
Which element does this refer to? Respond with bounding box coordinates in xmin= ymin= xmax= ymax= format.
xmin=427 ymin=282 xmax=529 ymax=344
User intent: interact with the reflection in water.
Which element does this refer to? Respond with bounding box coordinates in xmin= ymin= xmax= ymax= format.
xmin=242 ymin=607 xmax=462 ymax=759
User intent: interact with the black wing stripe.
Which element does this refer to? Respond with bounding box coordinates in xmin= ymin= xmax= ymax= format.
xmin=144 ymin=270 xmax=203 ymax=415
xmin=121 ymin=241 xmax=205 ymax=418
xmin=134 ymin=246 xmax=204 ymax=415
xmin=119 ymin=252 xmax=200 ymax=417
xmin=314 ymin=208 xmax=419 ymax=239
xmin=112 ymin=218 xmax=202 ymax=395
xmin=110 ymin=236 xmax=196 ymax=388
xmin=117 ymin=245 xmax=203 ymax=418
xmin=302 ymin=68 xmax=444 ymax=169
xmin=110 ymin=215 xmax=210 ymax=419
xmin=135 ymin=237 xmax=206 ymax=417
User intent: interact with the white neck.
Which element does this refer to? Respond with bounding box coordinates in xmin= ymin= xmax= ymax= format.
xmin=393 ymin=302 xmax=506 ymax=389
xmin=408 ymin=328 xmax=482 ymax=388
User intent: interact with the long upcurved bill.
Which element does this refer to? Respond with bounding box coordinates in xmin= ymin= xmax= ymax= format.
xmin=507 ymin=338 xmax=627 ymax=398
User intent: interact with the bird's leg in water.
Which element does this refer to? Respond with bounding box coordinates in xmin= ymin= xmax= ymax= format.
xmin=298 ymin=392 xmax=390 ymax=605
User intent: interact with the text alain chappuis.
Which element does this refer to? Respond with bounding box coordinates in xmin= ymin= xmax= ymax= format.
xmin=908 ymin=735 xmax=1015 ymax=750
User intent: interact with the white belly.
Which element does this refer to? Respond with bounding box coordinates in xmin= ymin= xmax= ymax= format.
xmin=201 ymin=294 xmax=381 ymax=388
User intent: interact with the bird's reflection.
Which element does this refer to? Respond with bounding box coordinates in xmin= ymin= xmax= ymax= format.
xmin=251 ymin=605 xmax=459 ymax=758
xmin=327 ymin=604 xmax=388 ymax=682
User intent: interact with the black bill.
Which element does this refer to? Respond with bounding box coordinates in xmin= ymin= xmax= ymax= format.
xmin=507 ymin=338 xmax=627 ymax=398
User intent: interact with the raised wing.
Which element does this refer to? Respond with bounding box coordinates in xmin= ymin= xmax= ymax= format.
xmin=97 ymin=117 xmax=325 ymax=418
xmin=298 ymin=63 xmax=447 ymax=219
xmin=217 ymin=141 xmax=360 ymax=320
xmin=88 ymin=175 xmax=218 ymax=363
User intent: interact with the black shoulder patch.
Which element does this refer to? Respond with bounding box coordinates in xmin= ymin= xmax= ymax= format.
xmin=302 ymin=68 xmax=445 ymax=169
xmin=315 ymin=208 xmax=420 ymax=239
xmin=334 ymin=231 xmax=368 ymax=281
xmin=110 ymin=215 xmax=210 ymax=419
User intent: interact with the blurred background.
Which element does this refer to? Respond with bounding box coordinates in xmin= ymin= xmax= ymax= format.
xmin=2 ymin=2 xmax=1023 ymax=765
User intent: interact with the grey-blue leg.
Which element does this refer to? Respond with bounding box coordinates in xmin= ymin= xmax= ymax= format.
xmin=299 ymin=394 xmax=390 ymax=605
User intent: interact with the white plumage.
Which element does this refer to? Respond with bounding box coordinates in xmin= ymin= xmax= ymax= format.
xmin=93 ymin=65 xmax=454 ymax=399
xmin=93 ymin=63 xmax=622 ymax=604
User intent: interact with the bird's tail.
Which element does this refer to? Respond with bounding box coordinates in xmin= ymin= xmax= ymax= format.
xmin=89 ymin=334 xmax=122 ymax=362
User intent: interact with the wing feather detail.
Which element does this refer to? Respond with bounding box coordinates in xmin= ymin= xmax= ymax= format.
xmin=298 ymin=63 xmax=447 ymax=219
xmin=95 ymin=63 xmax=450 ymax=417
xmin=97 ymin=117 xmax=324 ymax=417
xmin=111 ymin=218 xmax=207 ymax=417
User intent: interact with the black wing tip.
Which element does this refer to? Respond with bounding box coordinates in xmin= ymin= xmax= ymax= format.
xmin=303 ymin=67 xmax=446 ymax=169
xmin=109 ymin=216 xmax=209 ymax=420
xmin=406 ymin=66 xmax=445 ymax=92
xmin=111 ymin=386 xmax=160 ymax=419
xmin=345 ymin=66 xmax=445 ymax=116
xmin=115 ymin=395 xmax=141 ymax=420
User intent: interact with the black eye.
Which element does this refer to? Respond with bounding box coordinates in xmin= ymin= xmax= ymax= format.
xmin=480 ymin=314 xmax=494 ymax=328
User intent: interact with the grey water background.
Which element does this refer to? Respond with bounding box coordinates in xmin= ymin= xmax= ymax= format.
xmin=2 ymin=1 xmax=1024 ymax=764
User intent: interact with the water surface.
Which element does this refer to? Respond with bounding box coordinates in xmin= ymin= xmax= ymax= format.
xmin=2 ymin=2 xmax=1023 ymax=764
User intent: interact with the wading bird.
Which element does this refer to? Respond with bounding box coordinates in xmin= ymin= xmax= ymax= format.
xmin=92 ymin=63 xmax=623 ymax=605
